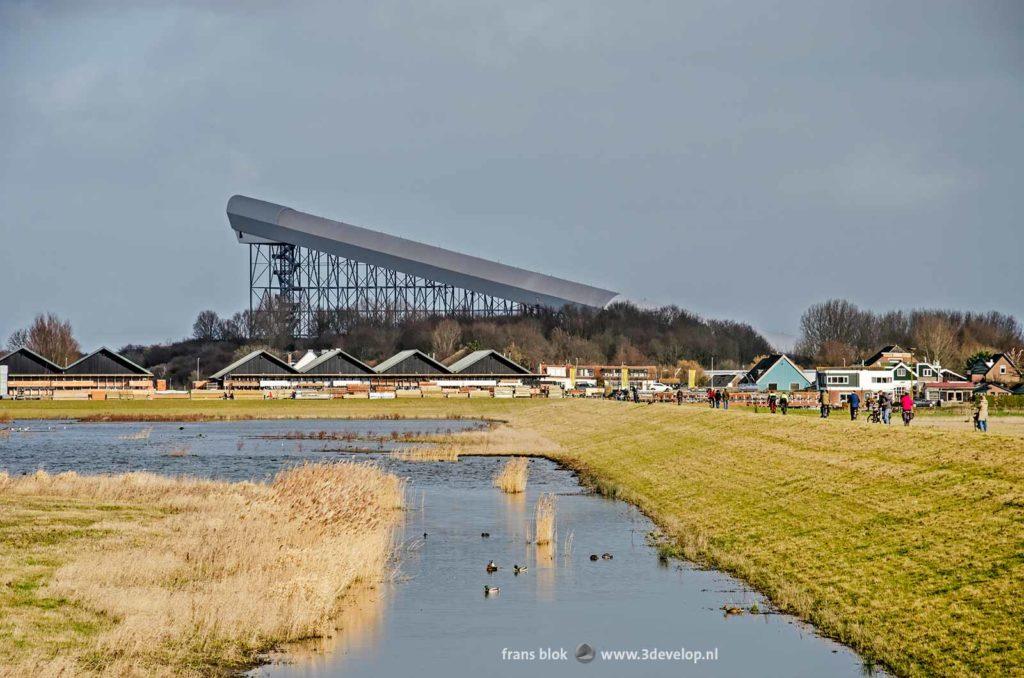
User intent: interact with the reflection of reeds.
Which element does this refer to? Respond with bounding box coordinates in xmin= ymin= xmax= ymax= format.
xmin=391 ymin=445 xmax=460 ymax=462
xmin=119 ymin=427 xmax=153 ymax=441
xmin=493 ymin=457 xmax=529 ymax=494
xmin=563 ymin=530 xmax=575 ymax=560
xmin=535 ymin=493 xmax=556 ymax=545
xmin=0 ymin=462 xmax=405 ymax=673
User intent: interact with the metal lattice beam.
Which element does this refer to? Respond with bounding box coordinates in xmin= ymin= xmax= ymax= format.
xmin=249 ymin=243 xmax=531 ymax=337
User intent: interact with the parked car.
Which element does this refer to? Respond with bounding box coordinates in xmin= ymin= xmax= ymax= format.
xmin=644 ymin=382 xmax=673 ymax=393
xmin=913 ymin=398 xmax=941 ymax=408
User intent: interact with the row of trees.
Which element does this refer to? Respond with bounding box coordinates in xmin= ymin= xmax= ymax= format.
xmin=185 ymin=301 xmax=773 ymax=371
xmin=795 ymin=299 xmax=1024 ymax=371
xmin=9 ymin=299 xmax=1022 ymax=387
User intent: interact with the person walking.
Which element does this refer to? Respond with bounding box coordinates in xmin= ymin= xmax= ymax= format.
xmin=675 ymin=388 xmax=683 ymax=406
xmin=899 ymin=392 xmax=914 ymax=426
xmin=819 ymin=389 xmax=831 ymax=418
xmin=713 ymin=389 xmax=722 ymax=409
xmin=848 ymin=392 xmax=860 ymax=421
xmin=707 ymin=388 xmax=715 ymax=408
xmin=976 ymin=395 xmax=989 ymax=433
xmin=779 ymin=391 xmax=789 ymax=415
xmin=879 ymin=392 xmax=892 ymax=425
xmin=722 ymin=389 xmax=730 ymax=410
xmin=768 ymin=393 xmax=778 ymax=414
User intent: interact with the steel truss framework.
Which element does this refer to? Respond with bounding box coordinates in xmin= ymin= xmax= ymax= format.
xmin=249 ymin=243 xmax=531 ymax=337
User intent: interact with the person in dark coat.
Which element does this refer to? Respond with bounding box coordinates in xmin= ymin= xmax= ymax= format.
xmin=848 ymin=392 xmax=860 ymax=420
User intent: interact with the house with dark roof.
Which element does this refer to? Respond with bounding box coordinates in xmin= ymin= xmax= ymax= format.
xmin=373 ymin=350 xmax=451 ymax=377
xmin=447 ymin=350 xmax=531 ymax=377
xmin=298 ymin=349 xmax=374 ymax=378
xmin=209 ymin=350 xmax=297 ymax=389
xmin=864 ymin=345 xmax=914 ymax=368
xmin=967 ymin=353 xmax=1021 ymax=386
xmin=740 ymin=355 xmax=812 ymax=392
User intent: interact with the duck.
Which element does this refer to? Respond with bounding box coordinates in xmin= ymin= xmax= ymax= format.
xmin=423 ymin=532 xmax=428 ymax=539
xmin=480 ymin=532 xmax=490 ymax=538
xmin=486 ymin=560 xmax=499 ymax=573
xmin=589 ymin=554 xmax=599 ymax=561
xmin=721 ymin=605 xmax=744 ymax=615
xmin=513 ymin=564 xmax=527 ymax=575
xmin=483 ymin=585 xmax=500 ymax=596
xmin=601 ymin=553 xmax=613 ymax=560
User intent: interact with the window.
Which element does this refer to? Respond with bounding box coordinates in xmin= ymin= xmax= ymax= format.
xmin=768 ymin=383 xmax=778 ymax=390
xmin=1000 ymin=365 xmax=1007 ymax=374
xmin=897 ymin=368 xmax=907 ymax=377
xmin=826 ymin=375 xmax=850 ymax=385
xmin=871 ymin=376 xmax=893 ymax=384
xmin=790 ymin=383 xmax=800 ymax=391
xmin=921 ymin=368 xmax=934 ymax=377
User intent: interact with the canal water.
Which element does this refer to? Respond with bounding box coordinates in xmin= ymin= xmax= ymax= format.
xmin=1 ymin=419 xmax=876 ymax=677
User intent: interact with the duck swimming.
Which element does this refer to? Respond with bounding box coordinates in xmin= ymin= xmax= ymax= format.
xmin=513 ymin=565 xmax=527 ymax=575
xmin=589 ymin=554 xmax=599 ymax=561
xmin=601 ymin=553 xmax=613 ymax=560
xmin=483 ymin=585 xmax=500 ymax=596
xmin=480 ymin=532 xmax=490 ymax=538
xmin=486 ymin=560 xmax=499 ymax=573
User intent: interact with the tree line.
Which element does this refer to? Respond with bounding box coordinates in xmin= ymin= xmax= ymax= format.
xmin=794 ymin=299 xmax=1024 ymax=372
xmin=7 ymin=298 xmax=1022 ymax=388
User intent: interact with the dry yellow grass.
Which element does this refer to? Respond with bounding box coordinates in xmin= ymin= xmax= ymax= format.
xmin=493 ymin=457 xmax=529 ymax=493
xmin=390 ymin=445 xmax=460 ymax=462
xmin=534 ymin=493 xmax=556 ymax=546
xmin=0 ymin=462 xmax=404 ymax=676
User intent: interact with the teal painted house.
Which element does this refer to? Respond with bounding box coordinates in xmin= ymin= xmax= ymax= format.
xmin=740 ymin=354 xmax=813 ymax=392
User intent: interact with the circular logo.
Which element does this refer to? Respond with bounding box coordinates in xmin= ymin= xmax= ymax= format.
xmin=575 ymin=643 xmax=596 ymax=663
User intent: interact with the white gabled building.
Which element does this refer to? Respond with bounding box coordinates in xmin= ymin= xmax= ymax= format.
xmin=815 ymin=365 xmax=914 ymax=405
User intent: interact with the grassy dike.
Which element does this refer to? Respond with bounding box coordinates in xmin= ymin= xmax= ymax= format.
xmin=3 ymin=398 xmax=1023 ymax=675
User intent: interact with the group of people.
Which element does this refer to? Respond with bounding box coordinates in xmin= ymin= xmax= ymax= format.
xmin=703 ymin=388 xmax=731 ymax=409
xmin=821 ymin=390 xmax=916 ymax=426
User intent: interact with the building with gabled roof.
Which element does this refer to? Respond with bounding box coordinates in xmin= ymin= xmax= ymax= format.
xmin=864 ymin=345 xmax=914 ymax=367
xmin=298 ymin=349 xmax=374 ymax=376
xmin=373 ymin=350 xmax=450 ymax=376
xmin=447 ymin=350 xmax=531 ymax=376
xmin=967 ymin=353 xmax=1021 ymax=386
xmin=740 ymin=355 xmax=812 ymax=392
xmin=209 ymin=350 xmax=297 ymax=390
xmin=0 ymin=347 xmax=64 ymax=375
xmin=64 ymin=347 xmax=151 ymax=376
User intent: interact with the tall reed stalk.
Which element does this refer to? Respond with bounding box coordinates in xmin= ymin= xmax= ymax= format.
xmin=534 ymin=493 xmax=556 ymax=545
xmin=493 ymin=457 xmax=529 ymax=493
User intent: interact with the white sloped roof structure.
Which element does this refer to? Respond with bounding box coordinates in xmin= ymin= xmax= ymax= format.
xmin=227 ymin=195 xmax=619 ymax=310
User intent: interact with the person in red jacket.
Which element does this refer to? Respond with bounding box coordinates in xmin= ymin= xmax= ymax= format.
xmin=899 ymin=392 xmax=914 ymax=426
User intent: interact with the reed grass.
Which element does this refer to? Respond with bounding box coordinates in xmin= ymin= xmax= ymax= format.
xmin=0 ymin=462 xmax=404 ymax=675
xmin=534 ymin=493 xmax=556 ymax=546
xmin=390 ymin=445 xmax=460 ymax=462
xmin=493 ymin=457 xmax=529 ymax=493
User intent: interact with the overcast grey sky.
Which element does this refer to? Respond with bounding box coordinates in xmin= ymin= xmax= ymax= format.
xmin=1 ymin=1 xmax=1021 ymax=350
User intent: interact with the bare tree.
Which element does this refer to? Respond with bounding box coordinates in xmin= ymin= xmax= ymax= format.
xmin=10 ymin=313 xmax=82 ymax=365
xmin=6 ymin=328 xmax=29 ymax=351
xmin=192 ymin=310 xmax=222 ymax=341
xmin=796 ymin=299 xmax=870 ymax=358
xmin=912 ymin=314 xmax=959 ymax=366
xmin=430 ymin=319 xmax=462 ymax=360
